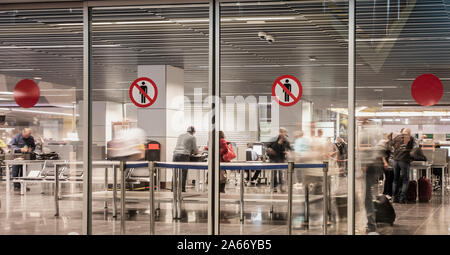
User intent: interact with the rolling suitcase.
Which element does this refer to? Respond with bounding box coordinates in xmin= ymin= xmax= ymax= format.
xmin=406 ymin=180 xmax=417 ymax=202
xmin=418 ymin=176 xmax=432 ymax=202
xmin=374 ymin=195 xmax=396 ymax=226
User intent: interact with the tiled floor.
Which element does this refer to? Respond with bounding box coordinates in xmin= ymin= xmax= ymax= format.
xmin=0 ymin=179 xmax=449 ymax=235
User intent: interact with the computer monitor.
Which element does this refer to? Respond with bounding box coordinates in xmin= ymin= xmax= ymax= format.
xmin=439 ymin=146 xmax=450 ymax=157
xmin=253 ymin=144 xmax=263 ymax=156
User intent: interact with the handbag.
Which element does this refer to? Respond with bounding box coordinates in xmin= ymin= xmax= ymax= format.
xmin=222 ymin=143 xmax=236 ymax=162
xmin=410 ymin=147 xmax=427 ymax=161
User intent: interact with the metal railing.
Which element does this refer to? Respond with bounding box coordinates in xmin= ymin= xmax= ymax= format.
xmin=5 ymin=160 xmax=330 ymax=235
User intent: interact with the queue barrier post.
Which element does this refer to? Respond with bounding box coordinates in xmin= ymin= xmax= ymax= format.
xmin=323 ymin=161 xmax=329 ymax=235
xmin=240 ymin=169 xmax=244 ymax=222
xmin=287 ymin=161 xmax=294 ymax=235
xmin=113 ymin=164 xmax=117 ymax=218
xmin=120 ymin=161 xmax=126 ymax=235
xmin=104 ymin=167 xmax=108 ymax=209
xmin=149 ymin=161 xmax=155 ymax=235
xmin=54 ymin=164 xmax=59 ymax=217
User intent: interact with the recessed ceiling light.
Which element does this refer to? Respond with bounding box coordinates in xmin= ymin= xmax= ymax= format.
xmin=34 ymin=77 xmax=42 ymax=80
xmin=308 ymin=56 xmax=317 ymax=61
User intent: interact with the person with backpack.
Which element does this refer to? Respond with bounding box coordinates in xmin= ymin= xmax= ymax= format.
xmin=392 ymin=128 xmax=418 ymax=203
xmin=266 ymin=127 xmax=292 ymax=193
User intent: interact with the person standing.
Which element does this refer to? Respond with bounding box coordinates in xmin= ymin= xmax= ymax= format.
xmin=335 ymin=137 xmax=348 ymax=177
xmin=173 ymin=126 xmax=199 ymax=192
xmin=219 ymin=131 xmax=235 ymax=193
xmin=381 ymin=133 xmax=394 ymax=198
xmin=10 ymin=128 xmax=36 ymax=191
xmin=266 ymin=127 xmax=291 ymax=192
xmin=245 ymin=143 xmax=260 ymax=185
xmin=392 ymin=128 xmax=418 ymax=203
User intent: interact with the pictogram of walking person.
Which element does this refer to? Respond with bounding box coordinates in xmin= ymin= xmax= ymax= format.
xmin=283 ymin=79 xmax=292 ymax=102
xmin=139 ymin=81 xmax=148 ymax=104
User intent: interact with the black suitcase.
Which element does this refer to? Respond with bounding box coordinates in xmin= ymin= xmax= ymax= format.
xmin=374 ymin=195 xmax=396 ymax=226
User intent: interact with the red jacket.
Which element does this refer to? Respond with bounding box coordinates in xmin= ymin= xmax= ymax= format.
xmin=220 ymin=138 xmax=230 ymax=162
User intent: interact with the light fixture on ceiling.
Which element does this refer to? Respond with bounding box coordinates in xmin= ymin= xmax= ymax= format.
xmin=265 ymin=35 xmax=275 ymax=44
xmin=34 ymin=77 xmax=42 ymax=80
xmin=308 ymin=56 xmax=317 ymax=61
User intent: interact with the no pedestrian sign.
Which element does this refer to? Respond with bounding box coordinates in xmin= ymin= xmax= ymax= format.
xmin=272 ymin=75 xmax=302 ymax=107
xmin=129 ymin=77 xmax=158 ymax=108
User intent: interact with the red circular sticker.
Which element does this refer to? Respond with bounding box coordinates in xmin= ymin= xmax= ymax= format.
xmin=411 ymin=74 xmax=443 ymax=106
xmin=14 ymin=79 xmax=40 ymax=108
xmin=272 ymin=75 xmax=302 ymax=106
xmin=129 ymin=77 xmax=158 ymax=108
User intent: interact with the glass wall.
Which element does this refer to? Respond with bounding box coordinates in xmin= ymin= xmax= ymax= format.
xmin=91 ymin=3 xmax=210 ymax=235
xmin=0 ymin=8 xmax=84 ymax=234
xmin=2 ymin=0 xmax=450 ymax=236
xmin=355 ymin=0 xmax=450 ymax=235
xmin=218 ymin=0 xmax=348 ymax=235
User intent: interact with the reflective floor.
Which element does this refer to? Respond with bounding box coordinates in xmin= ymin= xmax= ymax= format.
xmin=0 ymin=179 xmax=449 ymax=235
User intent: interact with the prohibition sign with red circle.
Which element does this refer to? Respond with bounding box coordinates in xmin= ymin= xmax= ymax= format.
xmin=129 ymin=77 xmax=158 ymax=108
xmin=272 ymin=75 xmax=302 ymax=106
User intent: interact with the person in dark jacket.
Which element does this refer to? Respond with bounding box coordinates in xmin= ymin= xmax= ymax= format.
xmin=381 ymin=133 xmax=394 ymax=197
xmin=266 ymin=127 xmax=291 ymax=192
xmin=10 ymin=128 xmax=36 ymax=190
xmin=392 ymin=128 xmax=418 ymax=203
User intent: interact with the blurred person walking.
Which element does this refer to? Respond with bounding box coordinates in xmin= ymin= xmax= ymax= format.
xmin=294 ymin=130 xmax=311 ymax=184
xmin=357 ymin=118 xmax=384 ymax=234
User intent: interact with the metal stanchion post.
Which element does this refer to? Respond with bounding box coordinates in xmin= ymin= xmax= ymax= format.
xmin=323 ymin=161 xmax=329 ymax=235
xmin=270 ymin=170 xmax=274 ymax=214
xmin=177 ymin=168 xmax=182 ymax=219
xmin=21 ymin=163 xmax=27 ymax=195
xmin=120 ymin=161 xmax=126 ymax=234
xmin=287 ymin=162 xmax=294 ymax=235
xmin=149 ymin=161 xmax=155 ymax=235
xmin=113 ymin=164 xmax=117 ymax=218
xmin=304 ymin=184 xmax=309 ymax=229
xmin=172 ymin=168 xmax=179 ymax=219
xmin=54 ymin=164 xmax=59 ymax=217
xmin=156 ymin=167 xmax=160 ymax=217
xmin=442 ymin=167 xmax=445 ymax=201
xmin=104 ymin=167 xmax=108 ymax=209
xmin=6 ymin=162 xmax=10 ymax=194
xmin=240 ymin=169 xmax=244 ymax=222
